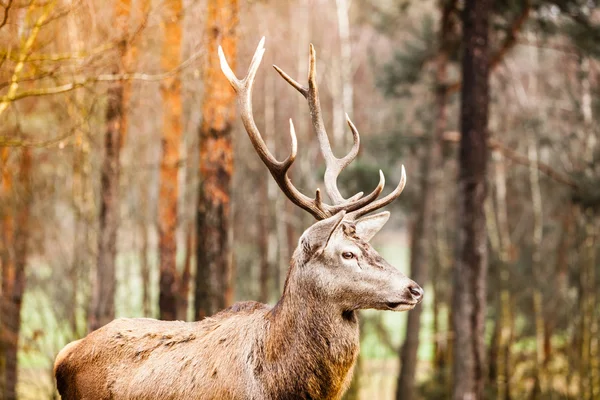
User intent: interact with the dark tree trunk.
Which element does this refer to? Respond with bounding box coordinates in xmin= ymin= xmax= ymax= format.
xmin=89 ymin=80 xmax=124 ymax=331
xmin=178 ymin=226 xmax=193 ymax=320
xmin=452 ymin=0 xmax=491 ymax=398
xmin=195 ymin=0 xmax=238 ymax=320
xmin=395 ymin=3 xmax=454 ymax=399
xmin=88 ymin=0 xmax=131 ymax=331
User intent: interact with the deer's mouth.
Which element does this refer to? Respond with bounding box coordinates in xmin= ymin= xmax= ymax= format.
xmin=385 ymin=301 xmax=416 ymax=311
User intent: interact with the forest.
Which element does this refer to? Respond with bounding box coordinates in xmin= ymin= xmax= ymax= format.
xmin=0 ymin=0 xmax=599 ymax=399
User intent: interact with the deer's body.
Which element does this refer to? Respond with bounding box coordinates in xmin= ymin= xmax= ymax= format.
xmin=55 ymin=38 xmax=423 ymax=400
xmin=56 ymin=262 xmax=359 ymax=400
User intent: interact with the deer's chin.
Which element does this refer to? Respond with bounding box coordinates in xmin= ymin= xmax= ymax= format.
xmin=383 ymin=301 xmax=417 ymax=312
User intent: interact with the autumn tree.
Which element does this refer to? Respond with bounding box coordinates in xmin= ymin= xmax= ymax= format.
xmin=452 ymin=0 xmax=491 ymax=398
xmin=88 ymin=0 xmax=133 ymax=331
xmin=0 ymin=148 xmax=32 ymax=400
xmin=195 ymin=0 xmax=239 ymax=319
xmin=158 ymin=0 xmax=184 ymax=321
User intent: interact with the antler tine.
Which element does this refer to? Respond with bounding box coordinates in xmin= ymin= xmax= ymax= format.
xmin=347 ymin=166 xmax=407 ymax=220
xmin=275 ymin=45 xmax=367 ymax=205
xmin=274 ymin=45 xmax=395 ymax=214
xmin=219 ymin=38 xmax=329 ymax=220
xmin=224 ymin=38 xmax=406 ymax=221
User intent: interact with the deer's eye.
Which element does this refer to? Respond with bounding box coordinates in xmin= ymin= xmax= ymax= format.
xmin=342 ymin=252 xmax=355 ymax=260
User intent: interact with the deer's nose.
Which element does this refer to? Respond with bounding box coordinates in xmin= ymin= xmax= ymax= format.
xmin=408 ymin=284 xmax=424 ymax=302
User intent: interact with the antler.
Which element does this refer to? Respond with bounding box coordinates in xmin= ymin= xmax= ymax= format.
xmin=219 ymin=37 xmax=406 ymax=220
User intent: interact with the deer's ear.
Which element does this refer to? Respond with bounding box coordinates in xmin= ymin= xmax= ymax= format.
xmin=300 ymin=211 xmax=346 ymax=255
xmin=355 ymin=211 xmax=390 ymax=242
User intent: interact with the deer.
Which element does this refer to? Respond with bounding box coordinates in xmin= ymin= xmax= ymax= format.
xmin=54 ymin=37 xmax=423 ymax=400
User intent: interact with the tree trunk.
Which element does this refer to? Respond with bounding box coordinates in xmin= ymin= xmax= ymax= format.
xmin=178 ymin=226 xmax=193 ymax=320
xmin=579 ymin=213 xmax=596 ymax=400
xmin=433 ymin=212 xmax=450 ymax=373
xmin=333 ymin=0 xmax=353 ymax=148
xmin=452 ymin=0 xmax=490 ymax=398
xmin=67 ymin=3 xmax=93 ymax=339
xmin=0 ymin=148 xmax=14 ymax=399
xmin=258 ymin=178 xmax=270 ymax=304
xmin=195 ymin=0 xmax=238 ymax=319
xmin=258 ymin=66 xmax=276 ymax=304
xmin=0 ymin=153 xmax=5 ymax=395
xmin=0 ymin=148 xmax=32 ymax=400
xmin=395 ymin=3 xmax=453 ymax=398
xmin=158 ymin=0 xmax=183 ymax=321
xmin=139 ymin=217 xmax=151 ymax=317
xmin=491 ymin=150 xmax=514 ymax=400
xmin=528 ymin=141 xmax=546 ymax=399
xmin=89 ymin=0 xmax=132 ymax=331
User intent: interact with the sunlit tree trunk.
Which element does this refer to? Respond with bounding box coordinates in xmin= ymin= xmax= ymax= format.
xmin=0 ymin=148 xmax=31 ymax=400
xmin=528 ymin=140 xmax=547 ymax=399
xmin=452 ymin=0 xmax=490 ymax=398
xmin=396 ymin=3 xmax=453 ymax=398
xmin=67 ymin=0 xmax=93 ymax=338
xmin=333 ymin=0 xmax=353 ymax=147
xmin=258 ymin=68 xmax=276 ymax=304
xmin=89 ymin=0 xmax=132 ymax=331
xmin=577 ymin=55 xmax=598 ymax=400
xmin=491 ymin=150 xmax=514 ymax=400
xmin=195 ymin=0 xmax=238 ymax=319
xmin=139 ymin=215 xmax=152 ymax=317
xmin=158 ymin=0 xmax=183 ymax=321
xmin=0 ymin=148 xmax=14 ymax=399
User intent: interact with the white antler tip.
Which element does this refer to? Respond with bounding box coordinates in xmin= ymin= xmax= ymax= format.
xmin=218 ymin=45 xmax=239 ymax=88
xmin=289 ymin=119 xmax=298 ymax=155
xmin=378 ymin=169 xmax=386 ymax=188
xmin=398 ymin=165 xmax=407 ymax=188
xmin=217 ymin=45 xmax=225 ymax=63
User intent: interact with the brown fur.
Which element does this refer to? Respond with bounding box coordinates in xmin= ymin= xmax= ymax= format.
xmin=55 ymin=214 xmax=422 ymax=399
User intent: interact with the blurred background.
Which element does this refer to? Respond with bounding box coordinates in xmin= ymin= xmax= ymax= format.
xmin=0 ymin=0 xmax=599 ymax=399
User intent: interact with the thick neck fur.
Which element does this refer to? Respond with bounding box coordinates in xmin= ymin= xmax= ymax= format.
xmin=261 ymin=255 xmax=359 ymax=400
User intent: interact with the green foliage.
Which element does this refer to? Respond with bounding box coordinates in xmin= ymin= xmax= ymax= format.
xmin=571 ymin=169 xmax=600 ymax=212
xmin=531 ymin=0 xmax=600 ymax=58
xmin=378 ymin=14 xmax=437 ymax=97
xmin=563 ymin=21 xmax=600 ymax=58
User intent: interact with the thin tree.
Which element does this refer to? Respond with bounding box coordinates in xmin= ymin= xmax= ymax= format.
xmin=451 ymin=0 xmax=491 ymax=398
xmin=395 ymin=2 xmax=456 ymax=399
xmin=157 ymin=0 xmax=183 ymax=321
xmin=195 ymin=0 xmax=238 ymax=319
xmin=89 ymin=0 xmax=132 ymax=331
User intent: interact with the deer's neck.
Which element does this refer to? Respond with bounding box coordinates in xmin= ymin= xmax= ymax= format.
xmin=263 ymin=264 xmax=359 ymax=399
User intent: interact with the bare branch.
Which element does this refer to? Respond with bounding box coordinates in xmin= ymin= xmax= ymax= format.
xmin=0 ymin=48 xmax=203 ymax=102
xmin=0 ymin=0 xmax=56 ymax=116
xmin=0 ymin=0 xmax=14 ymax=29
xmin=443 ymin=131 xmax=577 ymax=188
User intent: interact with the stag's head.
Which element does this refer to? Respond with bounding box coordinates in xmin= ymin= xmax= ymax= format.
xmin=293 ymin=211 xmax=423 ymax=311
xmin=219 ymin=37 xmax=423 ymax=312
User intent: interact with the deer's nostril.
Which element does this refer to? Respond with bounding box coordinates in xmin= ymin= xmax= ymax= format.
xmin=409 ymin=286 xmax=424 ymax=300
